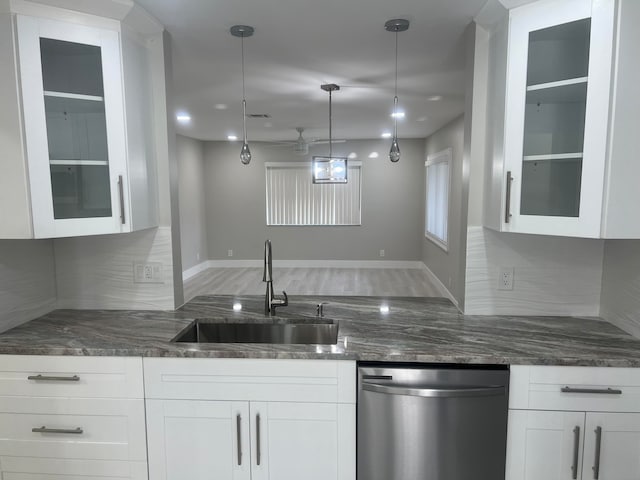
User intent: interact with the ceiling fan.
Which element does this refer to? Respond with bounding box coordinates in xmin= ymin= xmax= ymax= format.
xmin=267 ymin=127 xmax=345 ymax=155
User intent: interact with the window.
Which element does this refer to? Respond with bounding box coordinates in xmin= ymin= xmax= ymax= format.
xmin=425 ymin=148 xmax=451 ymax=250
xmin=265 ymin=162 xmax=361 ymax=226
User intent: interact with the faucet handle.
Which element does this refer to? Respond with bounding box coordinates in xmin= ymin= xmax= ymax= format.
xmin=281 ymin=291 xmax=288 ymax=306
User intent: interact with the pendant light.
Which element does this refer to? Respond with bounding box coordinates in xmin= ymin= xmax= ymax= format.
xmin=385 ymin=19 xmax=409 ymax=163
xmin=230 ymin=25 xmax=255 ymax=165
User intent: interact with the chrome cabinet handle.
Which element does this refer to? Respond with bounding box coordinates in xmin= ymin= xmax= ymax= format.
xmin=561 ymin=386 xmax=622 ymax=395
xmin=236 ymin=414 xmax=242 ymax=466
xmin=571 ymin=426 xmax=580 ymax=479
xmin=362 ymin=382 xmax=505 ymax=398
xmin=256 ymin=413 xmax=261 ymax=466
xmin=27 ymin=374 xmax=80 ymax=382
xmin=32 ymin=426 xmax=83 ymax=434
xmin=118 ymin=175 xmax=126 ymax=225
xmin=505 ymin=170 xmax=513 ymax=223
xmin=593 ymin=426 xmax=602 ymax=479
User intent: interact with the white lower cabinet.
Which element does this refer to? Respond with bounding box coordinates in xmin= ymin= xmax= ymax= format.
xmin=144 ymin=358 xmax=356 ymax=480
xmin=507 ymin=366 xmax=640 ymax=480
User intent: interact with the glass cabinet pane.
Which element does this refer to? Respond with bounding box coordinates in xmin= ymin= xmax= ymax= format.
xmin=526 ymin=18 xmax=590 ymax=86
xmin=520 ymin=18 xmax=591 ymax=218
xmin=40 ymin=37 xmax=111 ymax=219
xmin=521 ymin=158 xmax=582 ymax=217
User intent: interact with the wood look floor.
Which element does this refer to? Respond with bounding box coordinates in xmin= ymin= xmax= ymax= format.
xmin=183 ymin=267 xmax=448 ymax=302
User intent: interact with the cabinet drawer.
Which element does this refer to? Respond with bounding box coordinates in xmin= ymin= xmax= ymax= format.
xmin=0 ymin=397 xmax=146 ymax=461
xmin=510 ymin=365 xmax=640 ymax=412
xmin=0 ymin=457 xmax=147 ymax=480
xmin=144 ymin=358 xmax=356 ymax=403
xmin=0 ymin=355 xmax=143 ymax=398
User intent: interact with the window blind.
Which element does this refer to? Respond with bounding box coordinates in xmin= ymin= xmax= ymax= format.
xmin=266 ymin=162 xmax=361 ymax=226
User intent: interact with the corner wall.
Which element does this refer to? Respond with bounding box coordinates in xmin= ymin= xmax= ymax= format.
xmin=600 ymin=240 xmax=640 ymax=337
xmin=0 ymin=240 xmax=57 ymax=332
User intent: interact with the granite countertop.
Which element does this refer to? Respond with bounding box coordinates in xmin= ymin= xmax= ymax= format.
xmin=0 ymin=295 xmax=639 ymax=366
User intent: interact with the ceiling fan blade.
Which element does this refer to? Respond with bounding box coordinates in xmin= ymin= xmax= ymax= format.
xmin=312 ymin=139 xmax=347 ymax=144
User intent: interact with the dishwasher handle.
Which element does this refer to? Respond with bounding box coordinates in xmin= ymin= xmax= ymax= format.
xmin=362 ymin=382 xmax=505 ymax=398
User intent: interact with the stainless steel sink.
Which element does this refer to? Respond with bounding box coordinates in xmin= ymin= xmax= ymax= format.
xmin=172 ymin=319 xmax=339 ymax=344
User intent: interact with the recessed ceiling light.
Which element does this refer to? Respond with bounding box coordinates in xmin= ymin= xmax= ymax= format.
xmin=214 ymin=103 xmax=228 ymax=110
xmin=348 ymin=152 xmax=358 ymax=159
xmin=368 ymin=152 xmax=379 ymax=159
xmin=379 ymin=305 xmax=390 ymax=314
xmin=232 ymin=302 xmax=242 ymax=311
xmin=391 ymin=111 xmax=405 ymax=119
xmin=176 ymin=113 xmax=191 ymax=123
xmin=381 ymin=132 xmax=392 ymax=139
xmin=427 ymin=95 xmax=442 ymax=101
xmin=416 ymin=116 xmax=427 ymax=122
xmin=227 ymin=135 xmax=238 ymax=141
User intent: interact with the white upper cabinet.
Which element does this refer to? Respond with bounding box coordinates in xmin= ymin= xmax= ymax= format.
xmin=0 ymin=4 xmax=159 ymax=239
xmin=484 ymin=0 xmax=640 ymax=238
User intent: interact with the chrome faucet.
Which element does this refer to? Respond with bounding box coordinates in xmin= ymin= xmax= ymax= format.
xmin=263 ymin=239 xmax=288 ymax=315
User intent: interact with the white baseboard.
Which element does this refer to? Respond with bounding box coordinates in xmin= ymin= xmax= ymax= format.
xmin=183 ymin=259 xmax=426 ymax=281
xmin=419 ymin=262 xmax=459 ymax=309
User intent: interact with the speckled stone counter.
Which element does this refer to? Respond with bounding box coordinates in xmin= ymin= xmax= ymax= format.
xmin=0 ymin=295 xmax=639 ymax=366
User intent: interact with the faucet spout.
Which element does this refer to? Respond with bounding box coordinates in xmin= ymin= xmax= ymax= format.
xmin=262 ymin=239 xmax=287 ymax=315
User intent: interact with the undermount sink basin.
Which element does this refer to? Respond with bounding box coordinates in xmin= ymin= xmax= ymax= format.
xmin=172 ymin=319 xmax=339 ymax=345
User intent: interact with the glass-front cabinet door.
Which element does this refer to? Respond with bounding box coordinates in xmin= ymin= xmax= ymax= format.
xmin=503 ymin=0 xmax=615 ymax=237
xmin=16 ymin=15 xmax=128 ymax=238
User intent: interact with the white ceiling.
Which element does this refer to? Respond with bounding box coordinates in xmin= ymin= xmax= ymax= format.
xmin=135 ymin=0 xmax=489 ymax=142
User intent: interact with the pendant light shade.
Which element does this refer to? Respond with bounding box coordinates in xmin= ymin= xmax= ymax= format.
xmin=231 ymin=25 xmax=255 ymax=165
xmin=385 ymin=19 xmax=409 ymax=163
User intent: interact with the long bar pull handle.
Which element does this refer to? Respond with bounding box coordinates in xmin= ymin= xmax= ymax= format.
xmin=561 ymin=386 xmax=622 ymax=395
xmin=236 ymin=414 xmax=242 ymax=466
xmin=362 ymin=383 xmax=505 ymax=398
xmin=118 ymin=175 xmax=126 ymax=225
xmin=571 ymin=426 xmax=580 ymax=479
xmin=593 ymin=426 xmax=602 ymax=479
xmin=256 ymin=413 xmax=261 ymax=466
xmin=505 ymin=170 xmax=513 ymax=223
xmin=32 ymin=426 xmax=83 ymax=434
xmin=27 ymin=374 xmax=80 ymax=382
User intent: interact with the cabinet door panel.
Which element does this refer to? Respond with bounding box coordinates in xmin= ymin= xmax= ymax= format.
xmin=584 ymin=413 xmax=640 ymax=479
xmin=251 ymin=402 xmax=355 ymax=480
xmin=506 ymin=410 xmax=585 ymax=480
xmin=146 ymin=400 xmax=250 ymax=480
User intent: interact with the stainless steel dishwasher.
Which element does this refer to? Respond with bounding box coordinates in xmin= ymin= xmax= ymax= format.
xmin=357 ymin=364 xmax=509 ymax=480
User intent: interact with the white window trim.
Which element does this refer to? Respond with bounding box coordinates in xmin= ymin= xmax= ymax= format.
xmin=424 ymin=148 xmax=452 ymax=252
xmin=265 ymin=161 xmax=362 ymax=226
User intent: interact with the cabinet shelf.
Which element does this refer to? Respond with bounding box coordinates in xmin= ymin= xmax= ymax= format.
xmin=44 ymin=91 xmax=104 ymax=102
xmin=49 ymin=160 xmax=108 ymax=166
xmin=526 ymin=78 xmax=588 ymax=104
xmin=523 ymin=153 xmax=583 ymax=161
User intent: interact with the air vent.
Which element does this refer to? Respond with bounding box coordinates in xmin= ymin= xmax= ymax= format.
xmin=246 ymin=113 xmax=271 ymax=119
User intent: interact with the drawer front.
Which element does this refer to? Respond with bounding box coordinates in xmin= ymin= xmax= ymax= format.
xmin=144 ymin=358 xmax=356 ymax=403
xmin=0 ymin=397 xmax=146 ymax=461
xmin=0 ymin=356 xmax=143 ymax=399
xmin=510 ymin=365 xmax=640 ymax=412
xmin=0 ymin=457 xmax=147 ymax=480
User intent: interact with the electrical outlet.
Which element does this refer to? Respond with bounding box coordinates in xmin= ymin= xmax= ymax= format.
xmin=134 ymin=262 xmax=164 ymax=284
xmin=498 ymin=267 xmax=514 ymax=291
xmin=227 ymin=249 xmax=233 ymax=257
xmin=379 ymin=249 xmax=385 ymax=257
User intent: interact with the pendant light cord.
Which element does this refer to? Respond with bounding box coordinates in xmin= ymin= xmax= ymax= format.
xmin=393 ymin=30 xmax=398 ymax=138
xmin=329 ymin=89 xmax=333 ymax=159
xmin=241 ymin=36 xmax=248 ymax=143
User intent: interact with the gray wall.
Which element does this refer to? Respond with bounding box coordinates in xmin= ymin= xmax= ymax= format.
xmin=600 ymin=240 xmax=640 ymax=337
xmin=422 ymin=116 xmax=465 ymax=304
xmin=178 ymin=135 xmax=208 ymax=271
xmin=0 ymin=240 xmax=57 ymax=332
xmin=202 ymin=139 xmax=425 ymax=261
